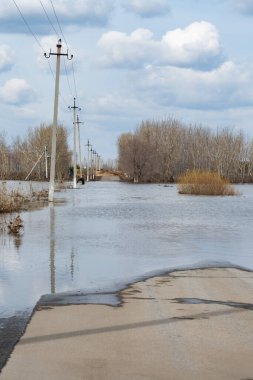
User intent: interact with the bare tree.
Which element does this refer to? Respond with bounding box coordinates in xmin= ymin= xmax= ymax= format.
xmin=9 ymin=124 xmax=71 ymax=181
xmin=118 ymin=119 xmax=253 ymax=183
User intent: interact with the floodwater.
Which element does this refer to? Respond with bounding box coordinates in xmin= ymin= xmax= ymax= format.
xmin=1 ymin=181 xmax=253 ymax=316
xmin=0 ymin=181 xmax=253 ymax=350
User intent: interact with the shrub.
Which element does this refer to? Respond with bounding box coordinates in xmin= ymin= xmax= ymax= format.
xmin=178 ymin=170 xmax=236 ymax=196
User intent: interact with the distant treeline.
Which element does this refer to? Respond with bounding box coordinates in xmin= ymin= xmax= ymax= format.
xmin=0 ymin=124 xmax=71 ymax=181
xmin=118 ymin=119 xmax=253 ymax=183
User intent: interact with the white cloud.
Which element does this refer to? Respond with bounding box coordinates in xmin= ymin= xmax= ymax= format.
xmin=97 ymin=22 xmax=223 ymax=70
xmin=88 ymin=59 xmax=253 ymax=120
xmin=0 ymin=44 xmax=15 ymax=72
xmin=16 ymin=106 xmax=36 ymax=118
xmin=0 ymin=78 xmax=36 ymax=105
xmin=122 ymin=0 xmax=170 ymax=18
xmin=0 ymin=0 xmax=115 ymax=34
xmin=135 ymin=61 xmax=253 ymax=110
xmin=93 ymin=93 xmax=146 ymax=117
xmin=233 ymin=0 xmax=253 ymax=13
xmin=162 ymin=22 xmax=222 ymax=68
xmin=98 ymin=28 xmax=158 ymax=69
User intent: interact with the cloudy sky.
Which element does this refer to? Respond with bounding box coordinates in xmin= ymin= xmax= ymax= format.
xmin=1 ymin=0 xmax=253 ymax=160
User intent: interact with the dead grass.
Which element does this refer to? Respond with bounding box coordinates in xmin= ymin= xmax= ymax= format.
xmin=178 ymin=170 xmax=236 ymax=196
xmin=0 ymin=184 xmax=25 ymax=213
xmin=0 ymin=184 xmax=49 ymax=233
xmin=0 ymin=184 xmax=49 ymax=214
xmin=7 ymin=215 xmax=24 ymax=234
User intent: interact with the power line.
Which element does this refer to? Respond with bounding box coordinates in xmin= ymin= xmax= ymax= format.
xmin=49 ymin=0 xmax=69 ymax=49
xmin=11 ymin=0 xmax=55 ymax=85
xmin=11 ymin=0 xmax=70 ymax=109
xmin=12 ymin=0 xmax=80 ymax=118
xmin=39 ymin=0 xmax=59 ymax=37
xmin=39 ymin=0 xmax=74 ymax=99
xmin=11 ymin=0 xmax=44 ymax=51
xmin=64 ymin=59 xmax=74 ymax=97
xmin=71 ymin=61 xmax=78 ymax=99
xmin=49 ymin=0 xmax=79 ymax=101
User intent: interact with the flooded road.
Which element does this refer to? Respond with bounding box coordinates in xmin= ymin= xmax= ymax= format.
xmin=1 ymin=181 xmax=253 ymax=315
xmin=0 ymin=181 xmax=253 ymax=368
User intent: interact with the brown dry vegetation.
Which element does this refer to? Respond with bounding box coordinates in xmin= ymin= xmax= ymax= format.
xmin=0 ymin=184 xmax=25 ymax=213
xmin=0 ymin=185 xmax=49 ymax=233
xmin=178 ymin=170 xmax=236 ymax=196
xmin=0 ymin=124 xmax=71 ymax=181
xmin=118 ymin=119 xmax=253 ymax=183
xmin=7 ymin=215 xmax=23 ymax=234
xmin=0 ymin=184 xmax=49 ymax=213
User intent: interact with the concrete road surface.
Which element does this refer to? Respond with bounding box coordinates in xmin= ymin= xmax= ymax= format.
xmin=1 ymin=268 xmax=253 ymax=380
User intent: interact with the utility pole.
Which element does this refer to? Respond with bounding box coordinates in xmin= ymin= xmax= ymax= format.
xmin=45 ymin=39 xmax=73 ymax=202
xmin=93 ymin=150 xmax=97 ymax=180
xmin=69 ymin=98 xmax=79 ymax=189
xmin=25 ymin=150 xmax=45 ymax=181
xmin=94 ymin=151 xmax=98 ymax=178
xmin=45 ymin=146 xmax=48 ymax=179
xmin=90 ymin=147 xmax=93 ymax=181
xmin=76 ymin=115 xmax=84 ymax=178
xmin=97 ymin=155 xmax=99 ymax=172
xmin=86 ymin=140 xmax=90 ymax=182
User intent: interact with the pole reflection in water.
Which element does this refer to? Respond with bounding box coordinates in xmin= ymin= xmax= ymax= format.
xmin=70 ymin=247 xmax=75 ymax=281
xmin=50 ymin=204 xmax=56 ymax=294
xmin=70 ymin=188 xmax=76 ymax=282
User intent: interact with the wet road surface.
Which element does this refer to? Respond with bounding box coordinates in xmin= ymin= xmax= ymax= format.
xmin=2 ymin=268 xmax=253 ymax=380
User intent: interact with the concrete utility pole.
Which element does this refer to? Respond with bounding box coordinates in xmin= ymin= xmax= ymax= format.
xmin=90 ymin=148 xmax=93 ymax=181
xmin=86 ymin=140 xmax=90 ymax=182
xmin=45 ymin=146 xmax=48 ymax=179
xmin=25 ymin=150 xmax=45 ymax=181
xmin=93 ymin=150 xmax=96 ymax=180
xmin=97 ymin=155 xmax=100 ymax=172
xmin=95 ymin=151 xmax=98 ymax=178
xmin=76 ymin=115 xmax=84 ymax=178
xmin=45 ymin=39 xmax=73 ymax=202
xmin=69 ymin=98 xmax=79 ymax=189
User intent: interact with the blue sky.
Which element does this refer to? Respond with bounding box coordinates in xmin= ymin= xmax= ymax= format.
xmin=1 ymin=0 xmax=253 ymax=160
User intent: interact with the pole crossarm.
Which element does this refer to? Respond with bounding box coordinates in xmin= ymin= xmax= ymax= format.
xmin=68 ymin=97 xmax=80 ymax=112
xmin=44 ymin=39 xmax=73 ymax=60
xmin=76 ymin=115 xmax=84 ymax=126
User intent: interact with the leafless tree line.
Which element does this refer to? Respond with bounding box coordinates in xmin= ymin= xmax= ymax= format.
xmin=0 ymin=124 xmax=71 ymax=181
xmin=118 ymin=119 xmax=253 ymax=183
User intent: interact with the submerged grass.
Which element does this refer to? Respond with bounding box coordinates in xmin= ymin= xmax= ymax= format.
xmin=178 ymin=170 xmax=236 ymax=196
xmin=0 ymin=183 xmax=49 ymax=232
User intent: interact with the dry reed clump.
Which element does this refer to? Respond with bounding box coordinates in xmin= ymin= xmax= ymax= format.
xmin=178 ymin=170 xmax=236 ymax=196
xmin=0 ymin=185 xmax=49 ymax=214
xmin=0 ymin=184 xmax=25 ymax=213
xmin=0 ymin=185 xmax=49 ymax=233
xmin=7 ymin=215 xmax=23 ymax=234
